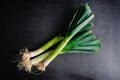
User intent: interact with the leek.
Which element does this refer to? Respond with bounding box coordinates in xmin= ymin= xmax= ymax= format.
xmin=16 ymin=3 xmax=101 ymax=73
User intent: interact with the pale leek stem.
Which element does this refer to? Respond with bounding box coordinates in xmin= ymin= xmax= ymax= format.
xmin=31 ymin=50 xmax=53 ymax=65
xmin=43 ymin=36 xmax=72 ymax=66
xmin=29 ymin=35 xmax=63 ymax=57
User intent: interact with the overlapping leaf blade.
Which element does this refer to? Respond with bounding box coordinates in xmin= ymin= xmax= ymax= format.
xmin=63 ymin=27 xmax=101 ymax=53
xmin=61 ymin=3 xmax=101 ymax=54
xmin=67 ymin=3 xmax=94 ymax=37
xmin=62 ymin=31 xmax=101 ymax=53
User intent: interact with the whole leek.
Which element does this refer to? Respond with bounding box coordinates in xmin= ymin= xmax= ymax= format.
xmin=16 ymin=3 xmax=101 ymax=73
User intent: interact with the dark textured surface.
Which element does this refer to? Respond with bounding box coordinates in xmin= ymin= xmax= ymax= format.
xmin=1 ymin=0 xmax=120 ymax=80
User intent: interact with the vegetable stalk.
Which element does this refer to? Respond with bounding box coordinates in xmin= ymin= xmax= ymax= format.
xmin=30 ymin=35 xmax=63 ymax=57
xmin=16 ymin=3 xmax=101 ymax=73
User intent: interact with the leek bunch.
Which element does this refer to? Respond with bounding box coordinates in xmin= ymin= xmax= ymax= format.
xmin=16 ymin=3 xmax=101 ymax=73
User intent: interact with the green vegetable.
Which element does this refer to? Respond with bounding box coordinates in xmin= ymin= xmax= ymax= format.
xmin=16 ymin=3 xmax=101 ymax=73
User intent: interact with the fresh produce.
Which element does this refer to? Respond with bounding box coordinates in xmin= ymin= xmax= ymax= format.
xmin=16 ymin=3 xmax=101 ymax=73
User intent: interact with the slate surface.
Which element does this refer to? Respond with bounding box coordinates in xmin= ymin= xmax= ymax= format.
xmin=1 ymin=0 xmax=120 ymax=80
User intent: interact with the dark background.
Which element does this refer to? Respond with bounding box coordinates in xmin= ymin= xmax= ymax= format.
xmin=1 ymin=0 xmax=120 ymax=80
